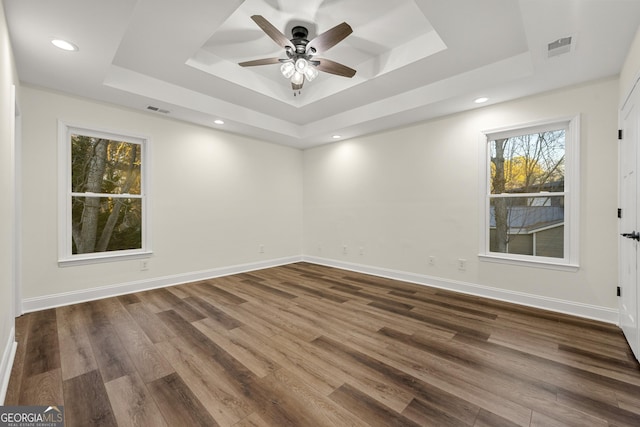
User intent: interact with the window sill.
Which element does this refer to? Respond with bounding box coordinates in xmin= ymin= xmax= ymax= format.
xmin=479 ymin=254 xmax=579 ymax=272
xmin=58 ymin=250 xmax=153 ymax=267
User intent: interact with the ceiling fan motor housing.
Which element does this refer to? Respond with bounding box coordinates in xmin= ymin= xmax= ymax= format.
xmin=291 ymin=26 xmax=310 ymax=54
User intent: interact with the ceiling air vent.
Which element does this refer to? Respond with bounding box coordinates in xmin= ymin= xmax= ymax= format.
xmin=547 ymin=36 xmax=572 ymax=58
xmin=146 ymin=105 xmax=170 ymax=114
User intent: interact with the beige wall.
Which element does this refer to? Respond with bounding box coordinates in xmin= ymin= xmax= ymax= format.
xmin=0 ymin=0 xmax=18 ymax=402
xmin=20 ymin=87 xmax=303 ymax=301
xmin=303 ymin=78 xmax=619 ymax=318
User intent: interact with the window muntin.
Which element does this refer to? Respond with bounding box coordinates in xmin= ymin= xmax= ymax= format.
xmin=59 ymin=123 xmax=150 ymax=264
xmin=481 ymin=118 xmax=578 ymax=268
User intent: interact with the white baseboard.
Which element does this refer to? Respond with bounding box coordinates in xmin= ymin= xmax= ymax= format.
xmin=21 ymin=254 xmax=619 ymax=325
xmin=22 ymin=256 xmax=303 ymax=313
xmin=303 ymin=256 xmax=620 ymax=324
xmin=0 ymin=327 xmax=17 ymax=405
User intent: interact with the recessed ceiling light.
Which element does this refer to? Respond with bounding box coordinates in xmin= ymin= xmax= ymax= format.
xmin=474 ymin=97 xmax=489 ymax=104
xmin=332 ymin=135 xmax=342 ymax=139
xmin=51 ymin=39 xmax=78 ymax=51
xmin=214 ymin=119 xmax=225 ymax=125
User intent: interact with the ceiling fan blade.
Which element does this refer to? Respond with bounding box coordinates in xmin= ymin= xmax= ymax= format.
xmin=315 ymin=58 xmax=356 ymax=78
xmin=306 ymin=22 xmax=352 ymax=54
xmin=239 ymin=57 xmax=282 ymax=67
xmin=251 ymin=15 xmax=294 ymax=50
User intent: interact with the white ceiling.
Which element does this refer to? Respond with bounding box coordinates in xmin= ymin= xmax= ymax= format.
xmin=4 ymin=0 xmax=640 ymax=149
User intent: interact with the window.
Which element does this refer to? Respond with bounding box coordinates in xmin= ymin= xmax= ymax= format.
xmin=480 ymin=117 xmax=579 ymax=269
xmin=58 ymin=122 xmax=150 ymax=265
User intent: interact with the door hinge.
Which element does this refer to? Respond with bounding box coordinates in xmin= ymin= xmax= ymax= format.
xmin=619 ymin=129 xmax=623 ymax=140
xmin=617 ymin=286 xmax=621 ymax=297
xmin=618 ymin=208 xmax=622 ymax=218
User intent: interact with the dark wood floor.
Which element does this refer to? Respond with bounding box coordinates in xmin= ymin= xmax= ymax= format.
xmin=5 ymin=262 xmax=640 ymax=426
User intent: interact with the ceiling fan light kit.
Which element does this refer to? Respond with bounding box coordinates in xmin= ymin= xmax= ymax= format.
xmin=239 ymin=15 xmax=356 ymax=95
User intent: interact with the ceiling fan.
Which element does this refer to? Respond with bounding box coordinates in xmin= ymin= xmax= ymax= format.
xmin=239 ymin=15 xmax=356 ymax=95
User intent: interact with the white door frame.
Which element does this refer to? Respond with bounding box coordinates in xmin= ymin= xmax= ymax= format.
xmin=619 ymin=75 xmax=640 ymax=361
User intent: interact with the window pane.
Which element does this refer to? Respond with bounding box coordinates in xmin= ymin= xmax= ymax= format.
xmin=490 ymin=129 xmax=565 ymax=194
xmin=71 ymin=196 xmax=142 ymax=254
xmin=71 ymin=135 xmax=141 ymax=195
xmin=490 ymin=196 xmax=564 ymax=258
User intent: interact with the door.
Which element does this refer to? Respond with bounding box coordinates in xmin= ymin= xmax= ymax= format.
xmin=620 ymin=82 xmax=640 ymax=360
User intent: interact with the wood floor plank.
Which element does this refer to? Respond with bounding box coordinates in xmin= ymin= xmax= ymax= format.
xmin=63 ymin=369 xmax=118 ymax=427
xmin=228 ymin=326 xmax=342 ymax=396
xmin=82 ymin=301 xmax=137 ymax=383
xmin=97 ymin=297 xmax=174 ymax=383
xmin=6 ymin=262 xmax=640 ymax=426
xmin=184 ymin=295 xmax=243 ymax=330
xmin=157 ymin=309 xmax=256 ymax=387
xmin=56 ymin=303 xmax=98 ymax=380
xmin=155 ymin=337 xmax=253 ymax=426
xmin=474 ymin=409 xmax=527 ymax=427
xmin=214 ymin=303 xmax=282 ymax=338
xmin=194 ymin=278 xmax=249 ymax=305
xmin=557 ymin=388 xmax=640 ymax=426
xmin=194 ymin=317 xmax=279 ymax=378
xmin=329 ymin=383 xmax=420 ymax=427
xmin=274 ymin=332 xmax=414 ymax=413
xmin=123 ymin=302 xmax=176 ymax=344
xmin=104 ymin=373 xmax=168 ymax=427
xmin=22 ymin=309 xmax=60 ymax=377
xmin=117 ymin=293 xmax=141 ymax=305
xmin=18 ymin=368 xmax=64 ymax=406
xmin=402 ymin=397 xmax=472 ymax=427
xmin=147 ymin=373 xmax=219 ymax=427
xmin=374 ymin=329 xmax=535 ymax=426
xmin=259 ymin=368 xmax=370 ymax=427
xmin=232 ymin=412 xmax=271 ymax=427
xmin=313 ymin=334 xmax=481 ymax=424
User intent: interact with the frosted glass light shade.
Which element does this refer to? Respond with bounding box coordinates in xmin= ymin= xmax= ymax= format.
xmin=291 ymin=71 xmax=304 ymax=85
xmin=295 ymin=58 xmax=308 ymax=71
xmin=304 ymin=66 xmax=318 ymax=82
xmin=280 ymin=62 xmax=295 ymax=78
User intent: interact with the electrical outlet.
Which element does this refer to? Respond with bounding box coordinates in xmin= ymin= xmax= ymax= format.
xmin=140 ymin=260 xmax=149 ymax=271
xmin=259 ymin=244 xmax=264 ymax=253
xmin=343 ymin=245 xmax=348 ymax=255
xmin=429 ymin=256 xmax=435 ymax=266
xmin=458 ymin=258 xmax=466 ymax=270
xmin=359 ymin=246 xmax=364 ymax=255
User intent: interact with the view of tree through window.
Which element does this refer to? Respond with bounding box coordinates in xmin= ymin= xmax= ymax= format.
xmin=70 ymin=134 xmax=142 ymax=254
xmin=489 ymin=128 xmax=566 ymax=258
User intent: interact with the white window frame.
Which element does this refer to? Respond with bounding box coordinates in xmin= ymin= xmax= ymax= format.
xmin=58 ymin=121 xmax=152 ymax=266
xmin=478 ymin=116 xmax=580 ymax=271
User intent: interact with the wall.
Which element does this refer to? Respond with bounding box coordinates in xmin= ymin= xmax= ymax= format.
xmin=303 ymin=78 xmax=619 ymax=322
xmin=20 ymin=86 xmax=303 ymax=307
xmin=0 ymin=0 xmax=18 ymax=403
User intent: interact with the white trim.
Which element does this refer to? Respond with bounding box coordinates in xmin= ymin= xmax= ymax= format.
xmin=20 ymin=254 xmax=617 ymax=326
xmin=58 ymin=250 xmax=153 ymax=267
xmin=303 ymin=256 xmax=617 ymax=324
xmin=479 ymin=115 xmax=580 ymax=268
xmin=22 ymin=256 xmax=303 ymax=313
xmin=478 ymin=254 xmax=578 ymax=271
xmin=57 ymin=121 xmax=151 ymax=264
xmin=0 ymin=327 xmax=17 ymax=405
